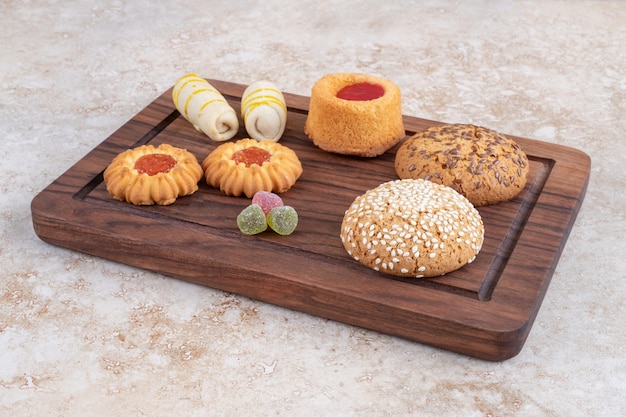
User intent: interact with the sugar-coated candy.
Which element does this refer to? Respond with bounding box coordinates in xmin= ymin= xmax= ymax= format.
xmin=236 ymin=204 xmax=268 ymax=235
xmin=267 ymin=206 xmax=298 ymax=236
xmin=251 ymin=191 xmax=284 ymax=215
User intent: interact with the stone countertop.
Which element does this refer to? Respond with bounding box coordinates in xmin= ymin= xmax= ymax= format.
xmin=2 ymin=1 xmax=624 ymax=415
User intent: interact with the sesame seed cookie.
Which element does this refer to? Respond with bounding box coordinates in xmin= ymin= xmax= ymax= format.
xmin=394 ymin=124 xmax=529 ymax=206
xmin=340 ymin=179 xmax=484 ymax=278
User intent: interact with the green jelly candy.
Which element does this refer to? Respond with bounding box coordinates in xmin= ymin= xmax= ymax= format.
xmin=237 ymin=204 xmax=268 ymax=235
xmin=267 ymin=206 xmax=298 ymax=236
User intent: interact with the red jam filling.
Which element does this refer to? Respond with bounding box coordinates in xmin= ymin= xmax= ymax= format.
xmin=134 ymin=153 xmax=176 ymax=176
xmin=336 ymin=82 xmax=385 ymax=101
xmin=232 ymin=147 xmax=272 ymax=167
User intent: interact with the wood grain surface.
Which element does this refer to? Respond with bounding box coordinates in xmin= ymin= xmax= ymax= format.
xmin=31 ymin=79 xmax=590 ymax=361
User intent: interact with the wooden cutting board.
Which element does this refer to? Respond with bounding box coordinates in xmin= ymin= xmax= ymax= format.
xmin=31 ymin=79 xmax=590 ymax=361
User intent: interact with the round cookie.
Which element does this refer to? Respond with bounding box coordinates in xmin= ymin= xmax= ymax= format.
xmin=340 ymin=179 xmax=484 ymax=278
xmin=394 ymin=124 xmax=530 ymax=206
xmin=304 ymin=73 xmax=405 ymax=157
xmin=202 ymin=138 xmax=302 ymax=198
xmin=103 ymin=143 xmax=203 ymax=206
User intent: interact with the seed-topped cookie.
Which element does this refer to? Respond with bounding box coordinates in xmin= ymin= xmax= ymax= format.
xmin=340 ymin=179 xmax=484 ymax=278
xmin=394 ymin=124 xmax=529 ymax=206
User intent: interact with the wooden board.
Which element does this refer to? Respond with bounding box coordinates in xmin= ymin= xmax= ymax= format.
xmin=31 ymin=80 xmax=590 ymax=361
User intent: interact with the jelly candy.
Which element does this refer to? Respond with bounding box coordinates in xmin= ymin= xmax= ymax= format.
xmin=237 ymin=195 xmax=298 ymax=236
xmin=267 ymin=206 xmax=298 ymax=235
xmin=236 ymin=204 xmax=268 ymax=235
xmin=251 ymin=191 xmax=284 ymax=215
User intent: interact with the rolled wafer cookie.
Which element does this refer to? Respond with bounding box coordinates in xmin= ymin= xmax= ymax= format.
xmin=173 ymin=73 xmax=239 ymax=142
xmin=241 ymin=80 xmax=287 ymax=142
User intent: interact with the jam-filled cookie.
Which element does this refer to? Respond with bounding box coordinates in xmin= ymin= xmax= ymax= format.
xmin=103 ymin=143 xmax=203 ymax=205
xmin=202 ymin=138 xmax=302 ymax=198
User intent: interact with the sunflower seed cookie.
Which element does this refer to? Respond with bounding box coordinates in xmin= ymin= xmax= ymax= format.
xmin=394 ymin=124 xmax=529 ymax=206
xmin=340 ymin=179 xmax=484 ymax=278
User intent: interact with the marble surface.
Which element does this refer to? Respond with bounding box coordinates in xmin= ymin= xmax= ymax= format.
xmin=2 ymin=0 xmax=625 ymax=415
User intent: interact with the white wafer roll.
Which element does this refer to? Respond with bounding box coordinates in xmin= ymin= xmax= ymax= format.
xmin=172 ymin=73 xmax=239 ymax=142
xmin=241 ymin=80 xmax=287 ymax=142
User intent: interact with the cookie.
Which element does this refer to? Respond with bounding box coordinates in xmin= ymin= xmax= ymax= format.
xmin=394 ymin=124 xmax=529 ymax=206
xmin=241 ymin=80 xmax=287 ymax=142
xmin=103 ymin=143 xmax=203 ymax=206
xmin=172 ymin=73 xmax=239 ymax=142
xmin=202 ymin=138 xmax=302 ymax=198
xmin=340 ymin=179 xmax=484 ymax=278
